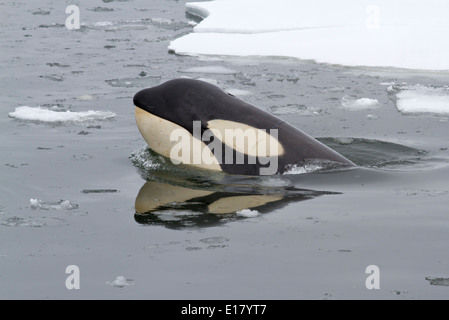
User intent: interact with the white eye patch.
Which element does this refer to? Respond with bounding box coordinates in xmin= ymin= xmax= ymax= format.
xmin=207 ymin=119 xmax=284 ymax=157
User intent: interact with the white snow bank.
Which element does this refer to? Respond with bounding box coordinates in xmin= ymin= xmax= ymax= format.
xmin=170 ymin=0 xmax=449 ymax=70
xmin=341 ymin=96 xmax=379 ymax=110
xmin=393 ymin=85 xmax=449 ymax=115
xmin=9 ymin=106 xmax=116 ymax=123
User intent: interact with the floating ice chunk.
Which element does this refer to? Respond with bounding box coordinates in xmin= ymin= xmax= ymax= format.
xmin=29 ymin=199 xmax=41 ymax=209
xmin=236 ymin=209 xmax=260 ymax=218
xmin=180 ymin=66 xmax=237 ymax=74
xmin=106 ymin=276 xmax=134 ymax=288
xmin=59 ymin=200 xmax=77 ymax=210
xmin=170 ymin=0 xmax=449 ymax=70
xmin=341 ymin=96 xmax=379 ymax=110
xmin=30 ymin=199 xmax=78 ymax=210
xmin=9 ymin=106 xmax=116 ymax=123
xmin=394 ymin=85 xmax=449 ymax=115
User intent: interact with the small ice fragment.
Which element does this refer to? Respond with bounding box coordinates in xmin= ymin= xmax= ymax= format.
xmin=236 ymin=209 xmax=260 ymax=218
xmin=341 ymin=96 xmax=379 ymax=110
xmin=30 ymin=198 xmax=78 ymax=210
xmin=9 ymin=106 xmax=116 ymax=123
xmin=386 ymin=85 xmax=395 ymax=93
xmin=106 ymin=276 xmax=134 ymax=288
xmin=30 ymin=199 xmax=41 ymax=209
xmin=59 ymin=200 xmax=77 ymax=210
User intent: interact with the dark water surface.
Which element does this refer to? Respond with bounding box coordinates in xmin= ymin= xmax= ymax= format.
xmin=1 ymin=0 xmax=449 ymax=299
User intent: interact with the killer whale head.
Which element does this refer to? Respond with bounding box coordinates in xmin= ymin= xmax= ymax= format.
xmin=133 ymin=78 xmax=355 ymax=175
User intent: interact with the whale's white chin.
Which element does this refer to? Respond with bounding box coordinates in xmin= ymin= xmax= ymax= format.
xmin=134 ymin=106 xmax=222 ymax=172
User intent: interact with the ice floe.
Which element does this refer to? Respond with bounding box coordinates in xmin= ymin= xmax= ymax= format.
xmin=392 ymin=85 xmax=449 ymax=115
xmin=341 ymin=96 xmax=380 ymax=110
xmin=9 ymin=106 xmax=116 ymax=123
xmin=170 ymin=0 xmax=449 ymax=70
xmin=30 ymin=199 xmax=78 ymax=210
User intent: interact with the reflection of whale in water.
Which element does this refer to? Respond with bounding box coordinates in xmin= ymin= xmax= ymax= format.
xmin=134 ymin=175 xmax=338 ymax=229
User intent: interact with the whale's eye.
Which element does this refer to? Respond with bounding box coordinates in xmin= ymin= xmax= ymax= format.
xmin=227 ymin=92 xmax=235 ymax=97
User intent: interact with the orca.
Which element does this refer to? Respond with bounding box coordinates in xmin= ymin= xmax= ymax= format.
xmin=133 ymin=78 xmax=354 ymax=175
